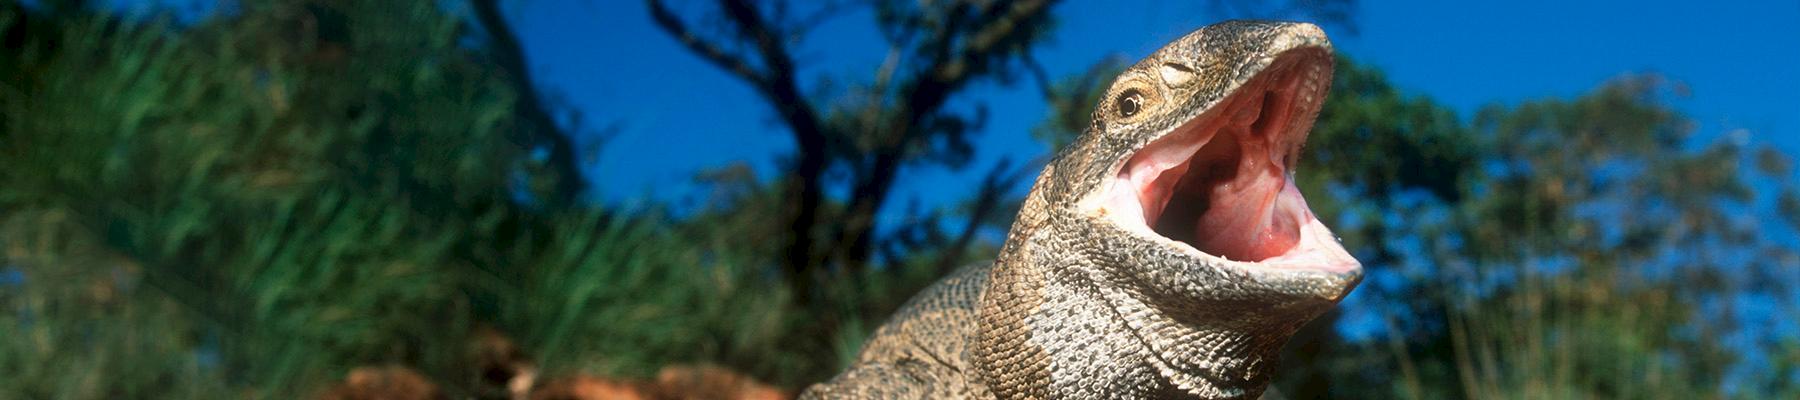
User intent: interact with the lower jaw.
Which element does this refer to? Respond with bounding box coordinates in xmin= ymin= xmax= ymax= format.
xmin=1258 ymin=216 xmax=1360 ymax=275
xmin=1242 ymin=179 xmax=1357 ymax=274
xmin=1097 ymin=166 xmax=1358 ymax=275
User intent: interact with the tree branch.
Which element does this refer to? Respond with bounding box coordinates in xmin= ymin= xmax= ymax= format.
xmin=648 ymin=0 xmax=834 ymax=305
xmin=471 ymin=0 xmax=586 ymax=206
xmin=648 ymin=0 xmax=1057 ymax=302
xmin=838 ymin=0 xmax=1055 ymax=272
xmin=646 ymin=0 xmax=768 ymax=85
xmin=788 ymin=0 xmax=861 ymax=40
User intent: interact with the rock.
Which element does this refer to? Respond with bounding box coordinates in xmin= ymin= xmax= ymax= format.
xmin=528 ymin=364 xmax=788 ymax=400
xmin=471 ymin=326 xmax=538 ymax=399
xmin=655 ymin=364 xmax=788 ymax=400
xmin=529 ymin=376 xmax=661 ymax=400
xmin=318 ymin=366 xmax=445 ymax=400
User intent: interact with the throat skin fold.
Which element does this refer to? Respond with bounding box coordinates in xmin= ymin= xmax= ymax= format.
xmin=802 ymin=20 xmax=1363 ymax=400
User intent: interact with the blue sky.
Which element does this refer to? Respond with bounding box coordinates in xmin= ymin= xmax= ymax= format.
xmin=514 ymin=0 xmax=1800 ymax=211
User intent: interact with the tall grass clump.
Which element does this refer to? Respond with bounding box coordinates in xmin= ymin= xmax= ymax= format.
xmin=0 ymin=2 xmax=808 ymax=397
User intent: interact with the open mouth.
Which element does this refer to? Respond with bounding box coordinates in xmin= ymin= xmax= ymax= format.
xmin=1100 ymin=49 xmax=1358 ymax=274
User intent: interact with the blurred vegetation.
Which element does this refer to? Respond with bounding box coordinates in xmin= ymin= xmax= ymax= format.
xmin=1278 ymin=62 xmax=1800 ymax=399
xmin=3 ymin=0 xmax=1798 ymax=399
xmin=0 ymin=1 xmax=798 ymax=398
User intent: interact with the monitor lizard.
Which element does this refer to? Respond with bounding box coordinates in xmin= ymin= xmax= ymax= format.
xmin=801 ymin=20 xmax=1364 ymax=399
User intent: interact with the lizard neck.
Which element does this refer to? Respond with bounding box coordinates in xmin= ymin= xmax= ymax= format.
xmin=1084 ymin=271 xmax=1304 ymax=399
xmin=971 ymin=181 xmax=1060 ymax=399
xmin=972 ymin=182 xmax=1308 ymax=399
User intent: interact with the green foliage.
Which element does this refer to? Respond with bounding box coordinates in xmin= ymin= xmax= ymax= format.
xmin=0 ymin=210 xmax=230 ymax=399
xmin=0 ymin=2 xmax=808 ymax=397
xmin=1274 ymin=60 xmax=1800 ymax=399
xmin=680 ymin=164 xmax=965 ymax=371
xmin=494 ymin=211 xmax=801 ymax=383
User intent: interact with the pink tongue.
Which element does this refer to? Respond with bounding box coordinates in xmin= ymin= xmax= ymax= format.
xmin=1184 ymin=117 xmax=1301 ymax=261
xmin=1189 ymin=172 xmax=1303 ymax=261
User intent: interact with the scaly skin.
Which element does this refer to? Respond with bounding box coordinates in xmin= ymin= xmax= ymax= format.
xmin=803 ymin=20 xmax=1363 ymax=399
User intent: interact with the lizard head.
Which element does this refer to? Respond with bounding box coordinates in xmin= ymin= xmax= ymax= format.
xmin=979 ymin=21 xmax=1362 ymax=398
xmin=1044 ymin=20 xmax=1360 ymax=318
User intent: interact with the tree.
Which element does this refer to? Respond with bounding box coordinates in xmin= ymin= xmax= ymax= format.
xmin=1288 ymin=62 xmax=1800 ymax=398
xmin=647 ymin=0 xmax=1057 ymax=308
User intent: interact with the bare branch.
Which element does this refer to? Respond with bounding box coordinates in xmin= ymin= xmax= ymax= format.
xmin=838 ymin=0 xmax=1057 ymax=272
xmin=648 ymin=0 xmax=835 ymax=305
xmin=646 ymin=0 xmax=768 ymax=85
xmin=718 ymin=0 xmax=793 ymax=84
xmin=790 ymin=0 xmax=864 ymax=38
xmin=922 ymin=0 xmax=1052 ymax=89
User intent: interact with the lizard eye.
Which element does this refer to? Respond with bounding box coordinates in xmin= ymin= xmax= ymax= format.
xmin=1116 ymin=89 xmax=1145 ymax=118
